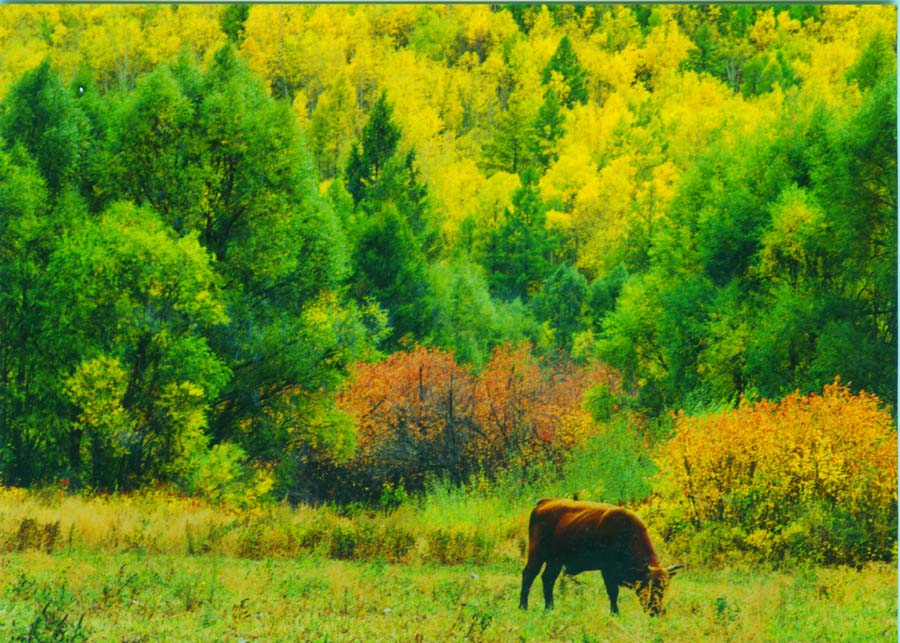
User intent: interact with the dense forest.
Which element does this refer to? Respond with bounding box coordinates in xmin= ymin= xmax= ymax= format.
xmin=0 ymin=5 xmax=895 ymax=506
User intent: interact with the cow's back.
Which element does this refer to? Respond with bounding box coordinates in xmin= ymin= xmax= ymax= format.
xmin=529 ymin=498 xmax=618 ymax=535
xmin=527 ymin=499 xmax=658 ymax=568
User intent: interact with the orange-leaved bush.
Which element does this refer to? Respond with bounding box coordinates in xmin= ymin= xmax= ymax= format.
xmin=654 ymin=380 xmax=897 ymax=565
xmin=331 ymin=343 xmax=610 ymax=501
xmin=468 ymin=343 xmax=605 ymax=484
xmin=337 ymin=345 xmax=475 ymax=497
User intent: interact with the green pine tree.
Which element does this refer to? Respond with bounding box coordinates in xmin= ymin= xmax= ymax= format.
xmin=531 ymin=88 xmax=566 ymax=169
xmin=346 ymin=91 xmax=402 ymax=205
xmin=542 ymin=35 xmax=589 ymax=107
xmin=481 ymin=169 xmax=557 ymax=301
xmin=482 ymin=96 xmax=537 ymax=175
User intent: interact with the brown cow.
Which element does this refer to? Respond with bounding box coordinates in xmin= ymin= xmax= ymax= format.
xmin=519 ymin=498 xmax=682 ymax=616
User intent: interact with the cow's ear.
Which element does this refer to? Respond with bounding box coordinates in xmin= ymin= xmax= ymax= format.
xmin=666 ymin=564 xmax=684 ymax=577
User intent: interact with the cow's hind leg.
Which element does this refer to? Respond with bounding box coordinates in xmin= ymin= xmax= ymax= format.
xmin=541 ymin=562 xmax=563 ymax=610
xmin=519 ymin=559 xmax=543 ymax=609
xmin=600 ymin=569 xmax=620 ymax=615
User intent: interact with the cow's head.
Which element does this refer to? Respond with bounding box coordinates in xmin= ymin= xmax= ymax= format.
xmin=634 ymin=564 xmax=683 ymax=616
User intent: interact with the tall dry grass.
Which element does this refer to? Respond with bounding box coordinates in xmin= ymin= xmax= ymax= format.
xmin=0 ymin=486 xmax=528 ymax=566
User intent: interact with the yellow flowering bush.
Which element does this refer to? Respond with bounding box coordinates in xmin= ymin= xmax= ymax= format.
xmin=654 ymin=381 xmax=897 ymax=564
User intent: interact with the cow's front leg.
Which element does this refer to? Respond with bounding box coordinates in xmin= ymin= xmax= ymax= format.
xmin=601 ymin=569 xmax=620 ymax=615
xmin=541 ymin=562 xmax=563 ymax=609
xmin=520 ymin=559 xmax=543 ymax=609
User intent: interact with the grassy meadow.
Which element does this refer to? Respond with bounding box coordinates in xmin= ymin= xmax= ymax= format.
xmin=2 ymin=548 xmax=895 ymax=643
xmin=0 ymin=489 xmax=895 ymax=643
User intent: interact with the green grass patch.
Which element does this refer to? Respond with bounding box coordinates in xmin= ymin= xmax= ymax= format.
xmin=0 ymin=552 xmax=894 ymax=642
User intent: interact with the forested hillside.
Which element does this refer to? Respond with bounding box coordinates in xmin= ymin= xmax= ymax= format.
xmin=0 ymin=5 xmax=895 ymax=505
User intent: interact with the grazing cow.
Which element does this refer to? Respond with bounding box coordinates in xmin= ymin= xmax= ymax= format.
xmin=519 ymin=498 xmax=682 ymax=616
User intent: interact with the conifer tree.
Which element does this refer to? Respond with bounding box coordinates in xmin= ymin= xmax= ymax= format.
xmin=542 ymin=35 xmax=589 ymax=107
xmin=346 ymin=91 xmax=402 ymax=205
xmin=345 ymin=90 xmax=433 ymax=249
xmin=482 ymin=168 xmax=557 ymax=301
xmin=532 ymin=263 xmax=588 ymax=352
xmin=482 ymin=96 xmax=537 ymax=175
xmin=531 ymin=87 xmax=566 ymax=169
xmin=220 ymin=4 xmax=250 ymax=44
xmin=351 ymin=206 xmax=433 ymax=345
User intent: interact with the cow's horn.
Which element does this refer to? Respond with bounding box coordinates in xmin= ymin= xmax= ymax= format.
xmin=667 ymin=564 xmax=685 ymax=575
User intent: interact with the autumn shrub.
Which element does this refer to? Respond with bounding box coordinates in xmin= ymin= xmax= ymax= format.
xmin=654 ymin=381 xmax=897 ymax=565
xmin=333 ymin=345 xmax=476 ymax=500
xmin=333 ymin=343 xmax=611 ymax=501
xmin=467 ymin=344 xmax=607 ymax=484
